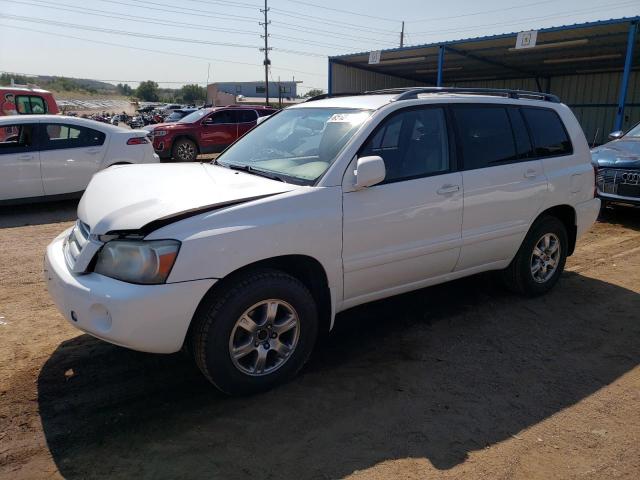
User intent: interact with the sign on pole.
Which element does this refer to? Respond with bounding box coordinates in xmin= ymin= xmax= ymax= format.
xmin=368 ymin=50 xmax=381 ymax=64
xmin=515 ymin=30 xmax=538 ymax=49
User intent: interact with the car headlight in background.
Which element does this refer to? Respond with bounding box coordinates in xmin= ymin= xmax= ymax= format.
xmin=153 ymin=130 xmax=168 ymax=137
xmin=94 ymin=240 xmax=180 ymax=284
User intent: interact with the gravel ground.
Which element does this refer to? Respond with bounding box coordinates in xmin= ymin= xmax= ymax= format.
xmin=0 ymin=202 xmax=639 ymax=480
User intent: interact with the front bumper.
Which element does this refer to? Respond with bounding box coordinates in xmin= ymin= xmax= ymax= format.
xmin=597 ymin=191 xmax=640 ymax=207
xmin=44 ymin=230 xmax=216 ymax=353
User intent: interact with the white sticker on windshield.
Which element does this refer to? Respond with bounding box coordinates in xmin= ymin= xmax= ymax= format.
xmin=327 ymin=112 xmax=369 ymax=124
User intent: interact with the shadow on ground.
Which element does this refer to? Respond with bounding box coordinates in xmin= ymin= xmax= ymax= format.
xmin=599 ymin=203 xmax=640 ymax=231
xmin=36 ymin=272 xmax=640 ymax=479
xmin=0 ymin=199 xmax=78 ymax=228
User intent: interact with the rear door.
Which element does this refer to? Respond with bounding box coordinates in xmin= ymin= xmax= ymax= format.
xmin=39 ymin=122 xmax=108 ymax=196
xmin=452 ymin=104 xmax=548 ymax=271
xmin=234 ymin=109 xmax=258 ymax=139
xmin=199 ymin=110 xmax=237 ymax=151
xmin=0 ymin=122 xmax=43 ymax=200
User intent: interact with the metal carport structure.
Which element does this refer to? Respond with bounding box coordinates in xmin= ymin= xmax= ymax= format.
xmin=328 ymin=17 xmax=639 ymax=145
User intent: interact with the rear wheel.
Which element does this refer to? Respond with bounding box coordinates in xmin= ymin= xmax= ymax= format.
xmin=501 ymin=216 xmax=568 ymax=296
xmin=190 ymin=269 xmax=318 ymax=395
xmin=172 ymin=138 xmax=198 ymax=162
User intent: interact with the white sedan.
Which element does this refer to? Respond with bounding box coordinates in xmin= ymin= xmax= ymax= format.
xmin=0 ymin=115 xmax=159 ymax=204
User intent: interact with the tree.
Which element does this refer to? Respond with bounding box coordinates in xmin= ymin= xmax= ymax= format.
xmin=135 ymin=81 xmax=159 ymax=102
xmin=117 ymin=83 xmax=133 ymax=96
xmin=180 ymin=84 xmax=206 ymax=104
xmin=303 ymin=88 xmax=325 ymax=98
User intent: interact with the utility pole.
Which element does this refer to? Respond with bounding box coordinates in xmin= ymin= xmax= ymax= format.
xmin=400 ymin=21 xmax=405 ymax=48
xmin=260 ymin=0 xmax=272 ymax=106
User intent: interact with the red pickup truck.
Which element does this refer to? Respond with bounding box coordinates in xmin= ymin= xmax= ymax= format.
xmin=149 ymin=105 xmax=276 ymax=162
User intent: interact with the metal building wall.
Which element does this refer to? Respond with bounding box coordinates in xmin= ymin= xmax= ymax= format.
xmin=330 ymin=62 xmax=427 ymax=94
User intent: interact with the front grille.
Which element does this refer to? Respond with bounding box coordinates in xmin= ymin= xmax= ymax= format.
xmin=597 ymin=168 xmax=640 ymax=198
xmin=64 ymin=220 xmax=91 ymax=270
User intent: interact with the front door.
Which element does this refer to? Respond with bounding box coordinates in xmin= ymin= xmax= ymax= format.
xmin=0 ymin=122 xmax=43 ymax=201
xmin=342 ymin=106 xmax=463 ymax=306
xmin=200 ymin=110 xmax=237 ymax=152
xmin=39 ymin=123 xmax=107 ymax=196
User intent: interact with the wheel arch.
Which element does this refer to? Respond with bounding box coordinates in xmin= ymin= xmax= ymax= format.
xmin=186 ymin=254 xmax=333 ymax=347
xmin=533 ymin=204 xmax=577 ymax=256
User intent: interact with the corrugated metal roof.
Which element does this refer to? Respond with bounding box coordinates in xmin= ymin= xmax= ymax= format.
xmin=330 ymin=16 xmax=640 ymax=60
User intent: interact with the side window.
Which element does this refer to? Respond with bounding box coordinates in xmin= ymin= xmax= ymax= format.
xmin=521 ymin=108 xmax=573 ymax=157
xmin=235 ymin=110 xmax=258 ymax=123
xmin=15 ymin=95 xmax=47 ymax=114
xmin=452 ymin=106 xmax=517 ymax=169
xmin=42 ymin=124 xmax=105 ymax=150
xmin=257 ymin=109 xmax=276 ymax=117
xmin=209 ymin=111 xmax=235 ymax=124
xmin=0 ymin=124 xmax=35 ymax=152
xmin=507 ymin=108 xmax=535 ymax=159
xmin=360 ymin=107 xmax=449 ymax=183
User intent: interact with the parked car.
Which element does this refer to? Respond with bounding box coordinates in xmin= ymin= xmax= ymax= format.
xmin=128 ymin=115 xmax=144 ymax=129
xmin=44 ymin=88 xmax=600 ymax=394
xmin=165 ymin=108 xmax=198 ymax=123
xmin=148 ymin=105 xmax=276 ymax=162
xmin=0 ymin=115 xmax=159 ymax=203
xmin=592 ymin=122 xmax=640 ymax=208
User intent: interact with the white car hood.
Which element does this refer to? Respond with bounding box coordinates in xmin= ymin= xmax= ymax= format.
xmin=78 ymin=163 xmax=299 ymax=235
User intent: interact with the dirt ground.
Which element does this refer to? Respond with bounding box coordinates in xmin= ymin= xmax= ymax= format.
xmin=0 ymin=202 xmax=639 ymax=480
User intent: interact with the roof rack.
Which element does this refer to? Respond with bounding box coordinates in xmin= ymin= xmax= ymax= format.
xmin=368 ymin=87 xmax=560 ymax=103
xmin=304 ymin=92 xmax=363 ymax=102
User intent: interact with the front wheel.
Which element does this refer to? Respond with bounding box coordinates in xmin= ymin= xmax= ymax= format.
xmin=172 ymin=138 xmax=198 ymax=162
xmin=501 ymin=216 xmax=568 ymax=296
xmin=189 ymin=269 xmax=318 ymax=395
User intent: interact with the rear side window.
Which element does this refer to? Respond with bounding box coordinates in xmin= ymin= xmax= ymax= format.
xmin=0 ymin=124 xmax=35 ymax=152
xmin=507 ymin=108 xmax=535 ymax=159
xmin=257 ymin=109 xmax=276 ymax=117
xmin=235 ymin=110 xmax=258 ymax=123
xmin=452 ymin=106 xmax=517 ymax=169
xmin=521 ymin=108 xmax=572 ymax=157
xmin=15 ymin=95 xmax=47 ymax=114
xmin=42 ymin=123 xmax=105 ymax=150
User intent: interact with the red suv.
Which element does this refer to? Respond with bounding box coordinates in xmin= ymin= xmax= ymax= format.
xmin=149 ymin=105 xmax=276 ymax=162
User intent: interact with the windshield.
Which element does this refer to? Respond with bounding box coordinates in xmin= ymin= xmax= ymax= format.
xmin=625 ymin=123 xmax=640 ymax=138
xmin=178 ymin=109 xmax=209 ymax=123
xmin=216 ymin=107 xmax=372 ymax=183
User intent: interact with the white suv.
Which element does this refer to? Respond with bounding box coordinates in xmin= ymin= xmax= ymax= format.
xmin=44 ymin=88 xmax=600 ymax=394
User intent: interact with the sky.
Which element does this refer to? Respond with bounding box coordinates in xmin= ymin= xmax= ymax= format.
xmin=0 ymin=0 xmax=638 ymax=93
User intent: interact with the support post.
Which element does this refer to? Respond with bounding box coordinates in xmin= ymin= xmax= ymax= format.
xmin=437 ymin=45 xmax=445 ymax=87
xmin=615 ymin=21 xmax=637 ymax=131
xmin=400 ymin=21 xmax=405 ymax=48
xmin=260 ymin=0 xmax=271 ymax=106
xmin=328 ymin=60 xmax=333 ymax=95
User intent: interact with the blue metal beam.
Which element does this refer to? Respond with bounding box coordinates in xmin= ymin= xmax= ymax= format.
xmin=437 ymin=46 xmax=445 ymax=86
xmin=615 ymin=21 xmax=637 ymax=131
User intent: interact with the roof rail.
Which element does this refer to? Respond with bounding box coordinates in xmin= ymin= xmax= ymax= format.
xmin=304 ymin=92 xmax=362 ymax=102
xmin=368 ymin=87 xmax=560 ymax=103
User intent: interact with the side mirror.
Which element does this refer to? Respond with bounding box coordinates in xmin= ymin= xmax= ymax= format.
xmin=608 ymin=130 xmax=624 ymax=141
xmin=202 ymin=118 xmax=214 ymax=125
xmin=354 ymin=156 xmax=385 ymax=190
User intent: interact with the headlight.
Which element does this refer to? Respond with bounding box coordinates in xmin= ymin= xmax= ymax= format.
xmin=153 ymin=130 xmax=168 ymax=137
xmin=94 ymin=240 xmax=180 ymax=284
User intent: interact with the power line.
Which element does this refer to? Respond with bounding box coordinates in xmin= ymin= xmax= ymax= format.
xmin=269 ymin=8 xmax=399 ymax=36
xmin=409 ymin=0 xmax=639 ymax=36
xmin=0 ymin=23 xmax=326 ymax=78
xmin=407 ymin=0 xmax=556 ymax=23
xmin=280 ymin=0 xmax=401 ymax=23
xmin=95 ymin=0 xmax=258 ymax=23
xmin=0 ymin=72 xmax=210 ymax=85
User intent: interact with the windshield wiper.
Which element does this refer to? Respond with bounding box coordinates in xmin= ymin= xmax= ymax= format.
xmin=222 ymin=163 xmax=286 ymax=183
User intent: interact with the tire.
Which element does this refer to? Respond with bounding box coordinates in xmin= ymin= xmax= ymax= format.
xmin=190 ymin=269 xmax=318 ymax=395
xmin=501 ymin=216 xmax=568 ymax=296
xmin=172 ymin=138 xmax=198 ymax=162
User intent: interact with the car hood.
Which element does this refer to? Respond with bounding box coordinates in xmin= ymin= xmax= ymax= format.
xmin=591 ymin=139 xmax=640 ymax=169
xmin=78 ymin=163 xmax=299 ymax=235
xmin=151 ymin=122 xmax=192 ymax=131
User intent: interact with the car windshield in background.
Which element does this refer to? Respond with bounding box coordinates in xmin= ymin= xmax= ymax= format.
xmin=216 ymin=108 xmax=372 ymax=184
xmin=178 ymin=109 xmax=209 ymax=123
xmin=624 ymin=123 xmax=640 ymax=137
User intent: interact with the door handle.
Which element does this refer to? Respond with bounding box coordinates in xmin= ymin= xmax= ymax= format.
xmin=524 ymin=169 xmax=538 ymax=178
xmin=436 ymin=184 xmax=460 ymax=195
xmin=18 ymin=154 xmax=34 ymax=161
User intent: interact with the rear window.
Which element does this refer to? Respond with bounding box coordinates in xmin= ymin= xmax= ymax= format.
xmin=452 ymin=106 xmax=517 ymax=169
xmin=15 ymin=95 xmax=47 ymax=114
xmin=521 ymin=108 xmax=572 ymax=157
